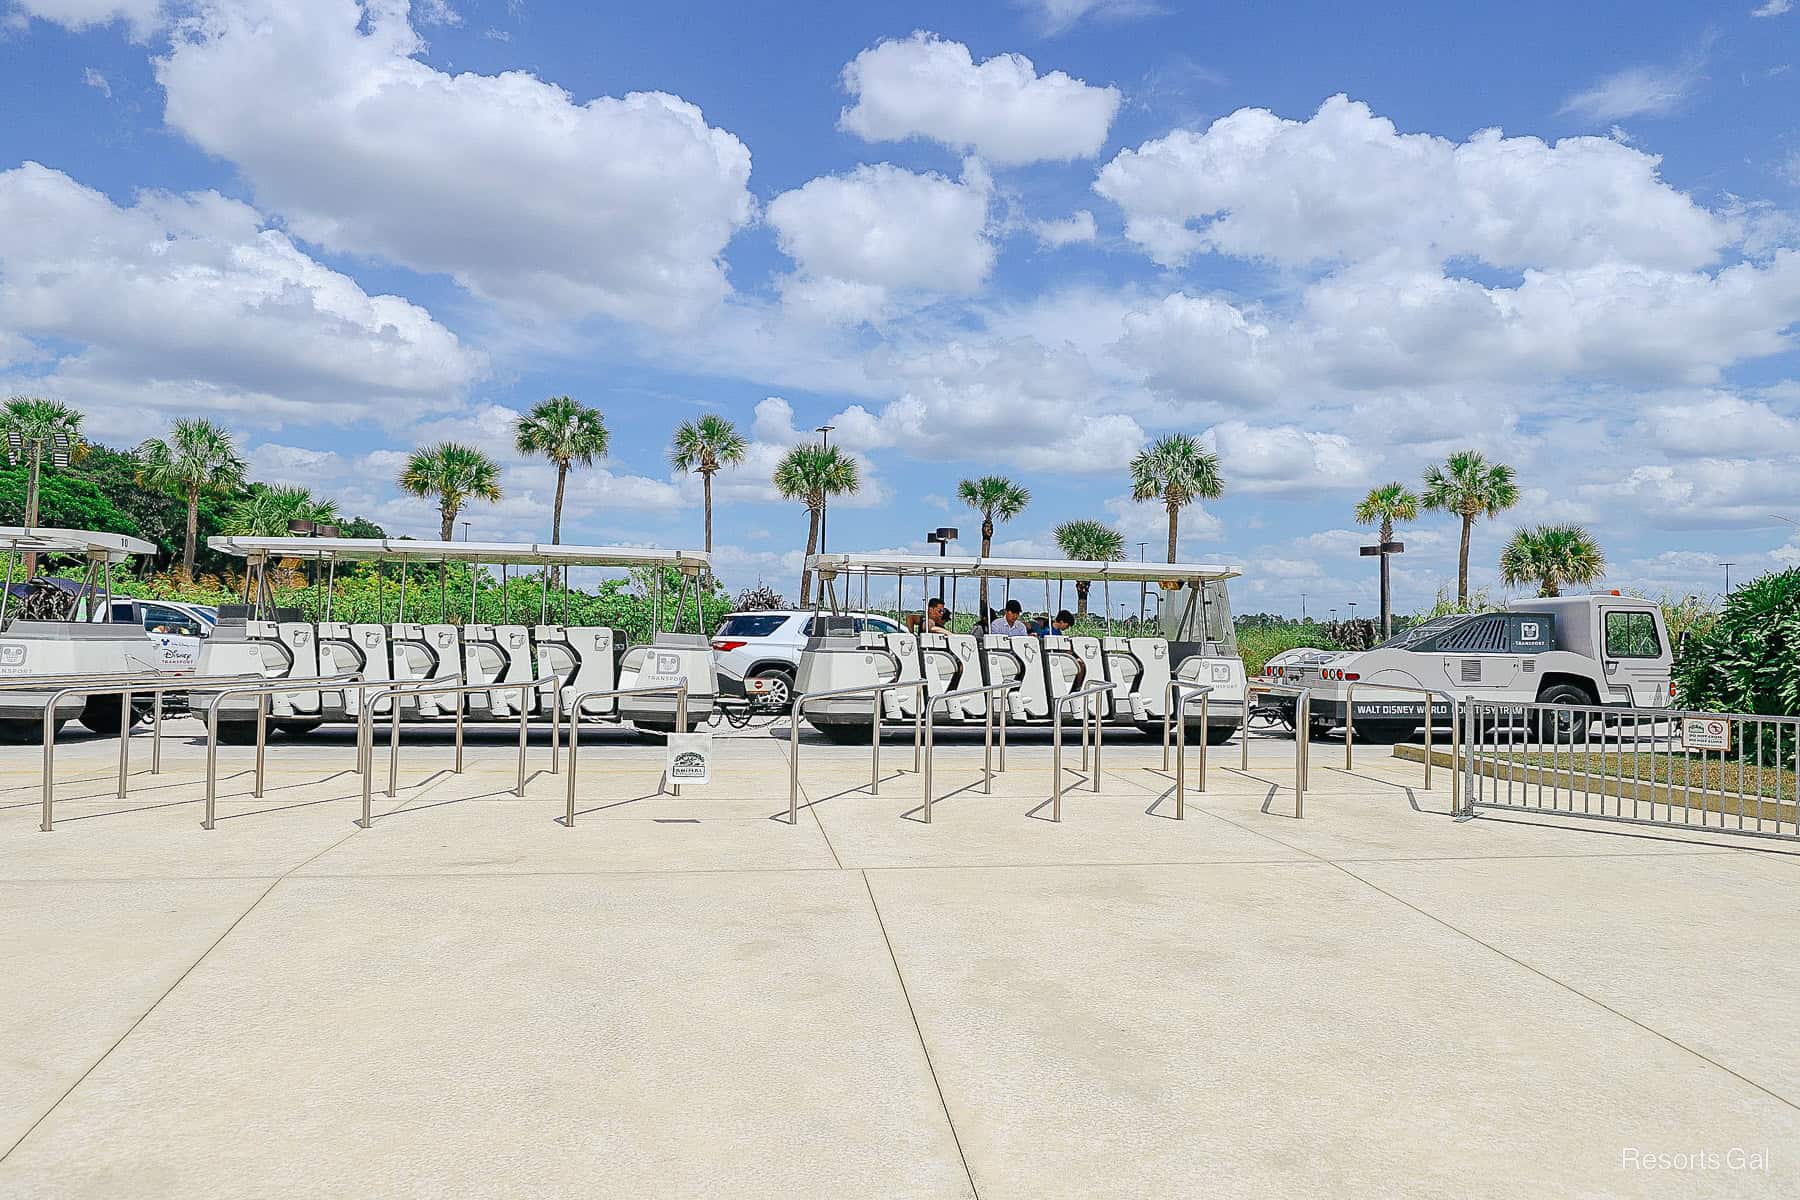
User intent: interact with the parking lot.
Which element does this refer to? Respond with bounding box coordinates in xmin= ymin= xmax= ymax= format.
xmin=3 ymin=719 xmax=1798 ymax=1198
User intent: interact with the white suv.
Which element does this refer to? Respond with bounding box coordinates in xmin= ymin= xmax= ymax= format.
xmin=711 ymin=610 xmax=903 ymax=709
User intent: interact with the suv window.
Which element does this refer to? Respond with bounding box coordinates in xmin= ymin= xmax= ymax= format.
xmin=142 ymin=603 xmax=203 ymax=638
xmin=865 ymin=618 xmax=900 ymax=634
xmin=1604 ymin=611 xmax=1661 ymax=659
xmin=802 ymin=615 xmax=898 ymax=636
xmin=716 ymin=614 xmax=791 ymax=639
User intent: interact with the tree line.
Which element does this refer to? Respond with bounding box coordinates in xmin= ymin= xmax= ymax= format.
xmin=3 ymin=395 xmax=1603 ymax=621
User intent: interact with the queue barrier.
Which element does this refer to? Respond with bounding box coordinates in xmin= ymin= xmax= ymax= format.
xmin=1051 ymin=681 xmax=1117 ymax=821
xmin=1244 ymin=681 xmax=1314 ymax=817
xmin=1159 ymin=680 xmax=1214 ymax=820
xmin=358 ymin=676 xmax=558 ymax=828
xmin=922 ymin=681 xmax=1019 ymax=824
xmin=1344 ymin=681 xmax=1460 ymax=807
xmin=193 ymin=674 xmax=370 ymax=830
xmin=563 ymin=681 xmax=691 ymax=827
xmin=787 ymin=680 xmax=929 ymax=825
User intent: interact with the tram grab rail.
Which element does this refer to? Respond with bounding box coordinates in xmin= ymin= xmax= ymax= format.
xmin=563 ymin=681 xmax=690 ymax=827
xmin=1344 ymin=681 xmax=1460 ymax=806
xmin=1051 ymin=681 xmax=1119 ymax=822
xmin=358 ymin=675 xmax=557 ymax=828
xmin=787 ymin=679 xmax=929 ymax=825
xmin=1244 ymin=681 xmax=1314 ymax=818
xmin=1159 ymin=681 xmax=1215 ymax=820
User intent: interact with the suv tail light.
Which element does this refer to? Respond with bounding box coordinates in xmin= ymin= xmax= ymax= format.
xmin=711 ymin=640 xmax=746 ymax=652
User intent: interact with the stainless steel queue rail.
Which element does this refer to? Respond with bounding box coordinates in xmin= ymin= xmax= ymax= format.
xmin=787 ymin=679 xmax=928 ymax=825
xmin=564 ymin=681 xmax=690 ymax=827
xmin=922 ymin=681 xmax=1019 ymax=824
xmin=1344 ymin=681 xmax=1460 ymax=806
xmin=34 ymin=672 xmax=269 ymax=831
xmin=1159 ymin=680 xmax=1214 ymax=820
xmin=1243 ymin=680 xmax=1314 ymax=817
xmin=192 ymin=674 xmax=366 ymax=830
xmin=358 ymin=675 xmax=558 ymax=828
xmin=1051 ymin=681 xmax=1118 ymax=821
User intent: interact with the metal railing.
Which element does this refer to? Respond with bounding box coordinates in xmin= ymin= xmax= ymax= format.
xmin=921 ymin=681 xmax=1018 ymax=824
xmin=358 ymin=676 xmax=559 ymax=828
xmin=1459 ymin=699 xmax=1800 ymax=841
xmin=786 ymin=680 xmax=928 ymax=825
xmin=1344 ymin=682 xmax=1460 ymax=806
xmin=1051 ymin=681 xmax=1118 ymax=821
xmin=1244 ymin=681 xmax=1313 ymax=817
xmin=32 ymin=672 xmax=269 ymax=831
xmin=1159 ymin=680 xmax=1214 ymax=820
xmin=193 ymin=674 xmax=367 ymax=830
xmin=564 ymin=681 xmax=689 ymax=827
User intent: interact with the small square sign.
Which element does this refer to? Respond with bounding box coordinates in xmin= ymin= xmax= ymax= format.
xmin=667 ymin=732 xmax=712 ymax=785
xmin=1680 ymin=717 xmax=1731 ymax=752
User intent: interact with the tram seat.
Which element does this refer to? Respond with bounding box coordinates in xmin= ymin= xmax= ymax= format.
xmin=464 ymin=624 xmax=535 ymax=717
xmin=391 ymin=623 xmax=460 ymax=717
xmin=878 ymin=632 xmax=924 ymax=719
xmin=252 ymin=619 xmax=321 ymax=717
xmin=920 ymin=632 xmax=983 ymax=719
xmin=319 ymin=622 xmax=392 ymax=716
xmin=1128 ymin=636 xmax=1174 ymax=719
xmin=1067 ymin=635 xmax=1109 ymax=717
xmin=534 ymin=625 xmax=618 ymax=717
xmin=979 ymin=634 xmax=1048 ymax=720
xmin=1101 ymin=635 xmax=1149 ymax=721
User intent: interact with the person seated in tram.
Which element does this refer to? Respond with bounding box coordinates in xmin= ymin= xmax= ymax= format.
xmin=1051 ymin=610 xmax=1075 ymax=636
xmin=988 ymin=600 xmax=1029 ymax=636
xmin=926 ymin=597 xmax=951 ymax=633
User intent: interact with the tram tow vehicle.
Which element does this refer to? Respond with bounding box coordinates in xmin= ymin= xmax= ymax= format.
xmin=792 ymin=553 xmax=1246 ymax=743
xmin=1270 ymin=592 xmax=1673 ymax=740
xmin=200 ymin=537 xmax=718 ymax=742
xmin=0 ymin=527 xmax=205 ymax=739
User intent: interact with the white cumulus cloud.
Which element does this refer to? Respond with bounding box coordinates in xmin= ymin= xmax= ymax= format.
xmin=155 ymin=0 xmax=755 ymax=327
xmin=10 ymin=0 xmax=164 ymax=38
xmin=839 ymin=32 xmax=1120 ymax=165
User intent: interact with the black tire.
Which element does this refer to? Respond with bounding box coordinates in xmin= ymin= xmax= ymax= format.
xmin=1346 ymin=720 xmax=1418 ymax=745
xmin=1206 ymin=722 xmax=1239 ymax=747
xmin=0 ymin=718 xmax=63 ymax=744
xmin=1532 ymin=683 xmax=1593 ymax=743
xmin=746 ymin=666 xmax=795 ymax=711
xmin=271 ymin=719 xmax=324 ymax=738
xmin=213 ymin=720 xmax=262 ymax=746
xmin=78 ymin=694 xmax=142 ymax=736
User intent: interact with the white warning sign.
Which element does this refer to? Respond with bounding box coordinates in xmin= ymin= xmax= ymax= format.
xmin=666 ymin=732 xmax=713 ymax=786
xmin=1680 ymin=717 xmax=1730 ymax=752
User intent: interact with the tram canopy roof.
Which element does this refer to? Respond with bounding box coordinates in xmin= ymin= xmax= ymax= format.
xmin=208 ymin=536 xmax=710 ymax=573
xmin=0 ymin=526 xmax=157 ymax=561
xmin=808 ymin=553 xmax=1240 ymax=584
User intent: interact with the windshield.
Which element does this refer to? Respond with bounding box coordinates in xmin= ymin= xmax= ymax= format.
xmin=1377 ymin=614 xmax=1475 ymax=650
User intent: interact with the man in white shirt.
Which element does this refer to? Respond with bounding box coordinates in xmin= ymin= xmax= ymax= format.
xmin=988 ymin=600 xmax=1029 ymax=636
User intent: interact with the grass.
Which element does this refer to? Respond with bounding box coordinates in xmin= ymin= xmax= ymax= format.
xmin=1494 ymin=749 xmax=1797 ymax=804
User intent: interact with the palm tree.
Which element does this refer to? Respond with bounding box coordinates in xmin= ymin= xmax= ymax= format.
xmin=957 ymin=475 xmax=1031 ymax=617
xmin=1354 ymin=482 xmax=1420 ymax=638
xmin=773 ymin=444 xmax=860 ymax=606
xmin=2 ymin=396 xmax=87 ymax=577
xmin=1422 ymin=449 xmax=1519 ymax=605
xmin=399 ymin=442 xmax=502 ymax=540
xmin=670 ymin=413 xmax=747 ymax=553
xmin=1053 ymin=519 xmax=1125 ymax=616
xmin=1500 ymin=524 xmax=1605 ymax=597
xmin=1129 ymin=433 xmax=1223 ymax=563
xmin=514 ymin=396 xmax=608 ymax=551
xmin=222 ymin=485 xmax=340 ymax=538
xmin=135 ymin=418 xmax=246 ymax=576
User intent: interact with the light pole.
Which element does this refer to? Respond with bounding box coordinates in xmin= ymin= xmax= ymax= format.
xmin=925 ymin=527 xmax=957 ymax=620
xmin=460 ymin=521 xmax=471 ymax=542
xmin=1300 ymin=592 xmax=1308 ymax=622
xmin=1348 ymin=601 xmax=1358 ymax=623
xmin=815 ymin=425 xmax=834 ymax=556
xmin=1135 ymin=541 xmax=1149 ymax=624
xmin=1721 ymin=562 xmax=1736 ymax=596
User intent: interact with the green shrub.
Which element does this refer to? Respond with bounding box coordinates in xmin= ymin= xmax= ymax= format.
xmin=1673 ymin=567 xmax=1800 ymax=764
xmin=1237 ymin=623 xmax=1345 ymax=676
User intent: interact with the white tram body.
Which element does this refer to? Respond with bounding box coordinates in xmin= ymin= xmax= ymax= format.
xmin=199 ymin=537 xmax=717 ymax=739
xmin=792 ymin=554 xmax=1247 ymax=742
xmin=0 ymin=528 xmax=204 ymax=737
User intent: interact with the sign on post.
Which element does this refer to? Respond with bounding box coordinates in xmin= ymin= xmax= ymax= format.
xmin=667 ymin=732 xmax=712 ymax=786
xmin=1680 ymin=717 xmax=1731 ymax=752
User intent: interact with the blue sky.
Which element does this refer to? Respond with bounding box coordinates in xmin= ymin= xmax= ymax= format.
xmin=3 ymin=0 xmax=1799 ymax=616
